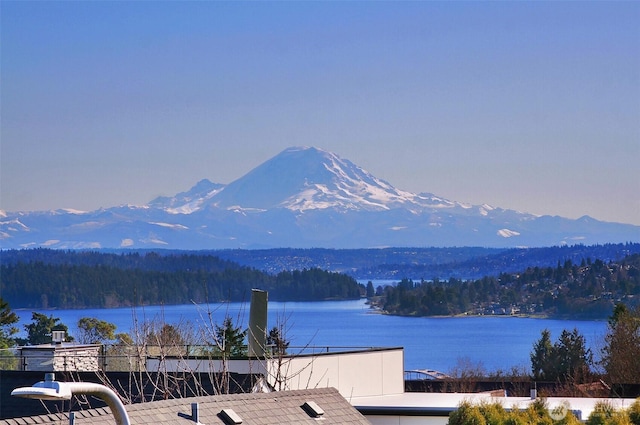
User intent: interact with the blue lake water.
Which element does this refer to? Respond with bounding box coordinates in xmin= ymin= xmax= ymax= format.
xmin=15 ymin=299 xmax=607 ymax=373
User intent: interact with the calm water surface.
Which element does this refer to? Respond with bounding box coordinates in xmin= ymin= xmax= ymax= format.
xmin=16 ymin=299 xmax=607 ymax=373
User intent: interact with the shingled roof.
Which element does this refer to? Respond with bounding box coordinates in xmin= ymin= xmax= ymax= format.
xmin=0 ymin=387 xmax=371 ymax=425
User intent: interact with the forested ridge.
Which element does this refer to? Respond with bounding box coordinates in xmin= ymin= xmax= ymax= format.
xmin=0 ymin=250 xmax=363 ymax=309
xmin=3 ymin=243 xmax=637 ymax=279
xmin=357 ymin=243 xmax=640 ymax=280
xmin=208 ymin=243 xmax=640 ymax=279
xmin=0 ymin=249 xmax=243 ymax=272
xmin=379 ymin=254 xmax=640 ymax=319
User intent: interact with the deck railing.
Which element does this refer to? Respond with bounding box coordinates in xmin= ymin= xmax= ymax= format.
xmin=0 ymin=345 xmax=393 ymax=372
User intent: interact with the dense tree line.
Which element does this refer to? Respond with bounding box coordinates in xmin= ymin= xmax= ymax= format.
xmin=0 ymin=249 xmax=244 ymax=273
xmin=205 ymin=243 xmax=640 ymax=280
xmin=528 ymin=303 xmax=640 ymax=394
xmin=0 ymin=251 xmax=363 ymax=309
xmin=380 ymin=254 xmax=640 ymax=319
xmin=213 ymin=246 xmax=503 ymax=275
xmin=364 ymin=243 xmax=640 ymax=280
xmin=4 ymin=244 xmax=638 ymax=280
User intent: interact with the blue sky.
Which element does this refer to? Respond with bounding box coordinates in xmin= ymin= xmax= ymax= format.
xmin=1 ymin=1 xmax=639 ymax=225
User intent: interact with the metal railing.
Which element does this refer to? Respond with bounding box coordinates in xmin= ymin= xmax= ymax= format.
xmin=0 ymin=344 xmax=391 ymax=372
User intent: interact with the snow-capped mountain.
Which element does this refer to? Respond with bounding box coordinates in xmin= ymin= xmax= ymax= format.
xmin=153 ymin=146 xmax=467 ymax=213
xmin=1 ymin=146 xmax=638 ymax=250
xmin=148 ymin=179 xmax=225 ymax=214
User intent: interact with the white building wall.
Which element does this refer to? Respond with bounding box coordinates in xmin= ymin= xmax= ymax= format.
xmin=146 ymin=347 xmax=405 ymax=398
xmin=269 ymin=348 xmax=404 ymax=397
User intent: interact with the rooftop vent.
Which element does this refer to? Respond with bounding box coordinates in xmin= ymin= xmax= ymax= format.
xmin=52 ymin=330 xmax=66 ymax=344
xmin=219 ymin=408 xmax=243 ymax=425
xmin=191 ymin=402 xmax=200 ymax=424
xmin=301 ymin=401 xmax=325 ymax=418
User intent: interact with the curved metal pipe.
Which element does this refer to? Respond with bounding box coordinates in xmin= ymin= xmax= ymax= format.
xmin=12 ymin=374 xmax=131 ymax=425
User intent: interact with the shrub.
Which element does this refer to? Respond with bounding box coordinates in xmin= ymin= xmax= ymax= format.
xmin=448 ymin=401 xmax=487 ymax=425
xmin=478 ymin=401 xmax=507 ymax=425
xmin=628 ymin=399 xmax=640 ymax=425
xmin=449 ymin=398 xmax=584 ymax=425
xmin=450 ymin=397 xmax=640 ymax=425
xmin=523 ymin=399 xmax=554 ymax=425
xmin=587 ymin=401 xmax=616 ymax=425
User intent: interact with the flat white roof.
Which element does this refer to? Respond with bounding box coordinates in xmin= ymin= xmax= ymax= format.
xmin=351 ymin=391 xmax=637 ymax=419
xmin=20 ymin=343 xmax=100 ymax=350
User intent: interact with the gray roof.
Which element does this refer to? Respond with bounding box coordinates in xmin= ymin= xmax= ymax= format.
xmin=1 ymin=388 xmax=371 ymax=425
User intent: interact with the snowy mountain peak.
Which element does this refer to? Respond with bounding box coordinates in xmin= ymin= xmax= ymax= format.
xmin=207 ymin=146 xmax=442 ymax=212
xmin=2 ymin=146 xmax=637 ymax=250
xmin=149 ymin=179 xmax=224 ymax=214
xmin=144 ymin=146 xmax=475 ymax=214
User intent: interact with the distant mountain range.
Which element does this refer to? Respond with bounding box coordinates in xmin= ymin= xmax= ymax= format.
xmin=1 ymin=146 xmax=638 ymax=249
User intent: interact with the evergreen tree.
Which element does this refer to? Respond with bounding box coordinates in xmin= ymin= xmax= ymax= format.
xmin=24 ymin=312 xmax=70 ymax=345
xmin=530 ymin=328 xmax=592 ymax=383
xmin=531 ymin=329 xmax=554 ymax=380
xmin=601 ymin=304 xmax=640 ymax=385
xmin=0 ymin=297 xmax=19 ymax=348
xmin=212 ymin=316 xmax=247 ymax=357
xmin=366 ymin=281 xmax=375 ymax=298
xmin=554 ymin=328 xmax=592 ymax=382
xmin=267 ymin=326 xmax=290 ymax=356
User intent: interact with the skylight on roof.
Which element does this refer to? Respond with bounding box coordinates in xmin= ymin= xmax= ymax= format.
xmin=219 ymin=408 xmax=243 ymax=425
xmin=301 ymin=401 xmax=325 ymax=418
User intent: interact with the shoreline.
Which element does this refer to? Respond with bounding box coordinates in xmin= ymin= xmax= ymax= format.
xmin=365 ymin=302 xmax=607 ymax=321
xmin=376 ymin=310 xmax=607 ymax=321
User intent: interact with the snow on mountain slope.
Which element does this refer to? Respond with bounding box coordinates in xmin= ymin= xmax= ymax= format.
xmin=148 ymin=179 xmax=225 ymax=214
xmin=206 ymin=146 xmax=465 ymax=213
xmin=141 ymin=147 xmax=499 ymax=216
xmin=0 ymin=146 xmax=638 ymax=250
